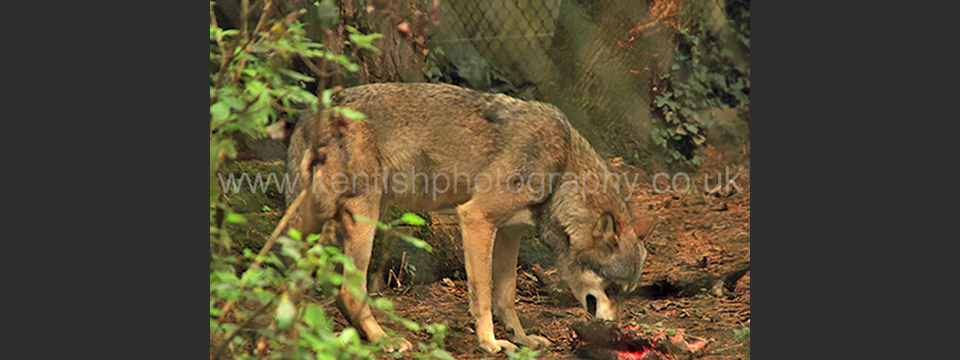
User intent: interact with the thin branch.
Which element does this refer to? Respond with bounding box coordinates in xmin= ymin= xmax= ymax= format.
xmin=271 ymin=102 xmax=309 ymax=113
xmin=298 ymin=53 xmax=334 ymax=79
xmin=210 ymin=3 xmax=233 ymax=94
xmin=233 ymin=0 xmax=274 ymax=63
xmin=241 ymin=0 xmax=250 ymax=43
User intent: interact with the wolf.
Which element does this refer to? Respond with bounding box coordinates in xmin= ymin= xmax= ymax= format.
xmin=282 ymin=83 xmax=654 ymax=353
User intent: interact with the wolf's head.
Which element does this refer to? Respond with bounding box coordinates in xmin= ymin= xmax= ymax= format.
xmin=558 ymin=212 xmax=656 ymax=320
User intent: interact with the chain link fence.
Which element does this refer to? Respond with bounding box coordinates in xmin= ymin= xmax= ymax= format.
xmin=423 ymin=0 xmax=748 ymax=167
xmin=431 ymin=0 xmax=561 ymax=88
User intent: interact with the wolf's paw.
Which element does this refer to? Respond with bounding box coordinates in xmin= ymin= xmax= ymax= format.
xmin=479 ymin=339 xmax=517 ymax=354
xmin=383 ymin=338 xmax=412 ymax=353
xmin=513 ymin=334 xmax=552 ymax=349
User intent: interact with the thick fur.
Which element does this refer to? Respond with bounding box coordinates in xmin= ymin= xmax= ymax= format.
xmin=285 ymin=83 xmax=651 ymax=353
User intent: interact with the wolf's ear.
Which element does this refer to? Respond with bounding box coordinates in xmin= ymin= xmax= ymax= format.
xmin=632 ymin=215 xmax=659 ymax=240
xmin=592 ymin=212 xmax=618 ymax=245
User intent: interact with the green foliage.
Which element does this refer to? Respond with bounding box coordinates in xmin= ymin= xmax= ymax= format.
xmin=346 ymin=25 xmax=384 ymax=55
xmin=209 ymin=0 xmax=381 ymax=186
xmin=211 ymin=226 xmax=380 ymax=358
xmin=209 ymin=17 xmax=321 ymax=139
xmin=212 ymin=222 xmax=455 ymax=358
xmin=209 ymin=2 xmax=456 ymax=358
xmin=650 ymin=5 xmax=750 ymax=166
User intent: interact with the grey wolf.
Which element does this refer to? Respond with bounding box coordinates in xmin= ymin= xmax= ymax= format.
xmin=282 ymin=83 xmax=654 ymax=353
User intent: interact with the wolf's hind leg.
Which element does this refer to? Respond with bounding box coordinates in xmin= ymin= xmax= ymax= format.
xmin=335 ymin=194 xmax=411 ymax=352
xmin=492 ymin=225 xmax=553 ymax=349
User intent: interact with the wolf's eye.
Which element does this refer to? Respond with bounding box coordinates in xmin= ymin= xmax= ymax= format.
xmin=604 ymin=283 xmax=622 ymax=298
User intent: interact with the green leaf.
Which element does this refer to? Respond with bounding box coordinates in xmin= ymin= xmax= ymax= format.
xmin=222 ymin=96 xmax=245 ymax=111
xmin=241 ymin=267 xmax=265 ymax=286
xmin=371 ymin=297 xmax=394 ymax=310
xmin=211 ymin=102 xmax=231 ymax=121
xmin=287 ymin=228 xmax=302 ymax=241
xmin=278 ymin=68 xmax=315 ymax=82
xmin=430 ymin=349 xmax=456 ymax=360
xmin=303 ymin=304 xmax=326 ymax=329
xmin=321 ymin=89 xmax=333 ymax=108
xmin=397 ymin=317 xmax=420 ymax=331
xmin=338 ymin=327 xmax=361 ymax=345
xmin=337 ymin=107 xmax=366 ymax=121
xmin=332 ymin=54 xmax=351 ymax=66
xmin=225 ymin=212 xmax=246 ymax=224
xmin=281 ymin=244 xmax=301 ymax=261
xmin=275 ymin=293 xmax=296 ymax=331
xmin=399 ymin=234 xmax=433 ymax=252
xmin=398 ymin=213 xmax=426 ymax=226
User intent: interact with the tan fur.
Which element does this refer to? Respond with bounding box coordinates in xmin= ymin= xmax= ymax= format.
xmin=284 ymin=83 xmax=651 ymax=353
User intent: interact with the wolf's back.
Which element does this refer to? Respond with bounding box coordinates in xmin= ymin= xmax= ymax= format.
xmin=284 ymin=82 xmax=582 ymax=234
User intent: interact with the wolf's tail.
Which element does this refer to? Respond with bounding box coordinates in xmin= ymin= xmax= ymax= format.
xmin=282 ymin=111 xmax=350 ymax=239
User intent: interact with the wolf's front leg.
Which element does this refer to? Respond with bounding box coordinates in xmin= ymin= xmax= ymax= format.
xmin=458 ymin=202 xmax=518 ymax=354
xmin=492 ymin=225 xmax=552 ymax=349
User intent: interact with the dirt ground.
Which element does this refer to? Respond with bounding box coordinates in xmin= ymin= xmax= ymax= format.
xmin=318 ymin=158 xmax=751 ymax=359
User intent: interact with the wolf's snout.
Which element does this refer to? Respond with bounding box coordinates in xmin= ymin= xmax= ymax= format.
xmin=585 ymin=294 xmax=597 ymax=316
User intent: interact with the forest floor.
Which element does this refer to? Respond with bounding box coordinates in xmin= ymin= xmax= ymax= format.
xmin=317 ymin=155 xmax=752 ymax=359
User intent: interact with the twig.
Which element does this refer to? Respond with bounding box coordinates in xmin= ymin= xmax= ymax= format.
xmin=299 ymin=53 xmax=333 ymax=79
xmin=234 ymin=0 xmax=274 ymax=63
xmin=210 ymin=3 xmax=232 ymax=97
